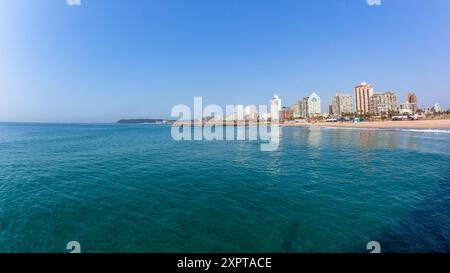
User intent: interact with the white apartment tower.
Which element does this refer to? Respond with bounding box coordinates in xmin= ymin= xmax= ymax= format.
xmin=269 ymin=94 xmax=282 ymax=120
xmin=307 ymin=92 xmax=322 ymax=116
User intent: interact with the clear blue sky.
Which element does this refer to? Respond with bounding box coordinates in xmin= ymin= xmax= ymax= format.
xmin=1 ymin=0 xmax=449 ymax=122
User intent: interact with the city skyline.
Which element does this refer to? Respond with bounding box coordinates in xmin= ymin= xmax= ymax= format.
xmin=187 ymin=86 xmax=444 ymax=123
xmin=1 ymin=0 xmax=450 ymax=123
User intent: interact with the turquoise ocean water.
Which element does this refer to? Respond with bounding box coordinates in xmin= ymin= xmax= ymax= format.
xmin=0 ymin=123 xmax=449 ymax=253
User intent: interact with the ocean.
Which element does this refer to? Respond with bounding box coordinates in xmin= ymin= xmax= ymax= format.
xmin=0 ymin=123 xmax=449 ymax=253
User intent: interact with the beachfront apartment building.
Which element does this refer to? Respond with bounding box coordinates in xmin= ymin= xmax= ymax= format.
xmin=332 ymin=93 xmax=353 ymax=115
xmin=370 ymin=92 xmax=398 ymax=115
xmin=355 ymin=82 xmax=373 ymax=115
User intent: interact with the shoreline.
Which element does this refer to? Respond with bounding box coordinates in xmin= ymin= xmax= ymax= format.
xmin=286 ymin=119 xmax=450 ymax=130
xmin=173 ymin=119 xmax=450 ymax=130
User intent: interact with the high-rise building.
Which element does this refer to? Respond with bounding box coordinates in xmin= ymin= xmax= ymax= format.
xmin=354 ymin=82 xmax=373 ymax=115
xmin=269 ymin=94 xmax=282 ymax=120
xmin=299 ymin=92 xmax=322 ymax=117
xmin=329 ymin=105 xmax=333 ymax=115
xmin=370 ymin=92 xmax=398 ymax=115
xmin=332 ymin=93 xmax=353 ymax=115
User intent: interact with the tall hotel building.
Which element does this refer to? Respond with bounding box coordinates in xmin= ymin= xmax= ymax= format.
xmin=354 ymin=82 xmax=373 ymax=115
xmin=308 ymin=92 xmax=322 ymax=116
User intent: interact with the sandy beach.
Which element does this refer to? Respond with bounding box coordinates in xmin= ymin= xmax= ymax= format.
xmin=174 ymin=119 xmax=450 ymax=130
xmin=286 ymin=119 xmax=450 ymax=130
